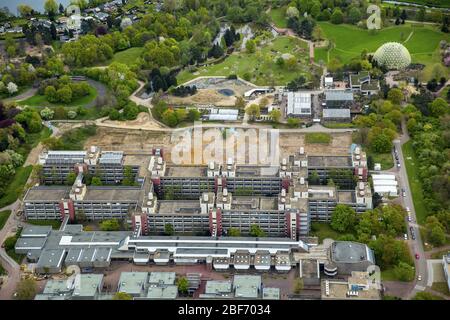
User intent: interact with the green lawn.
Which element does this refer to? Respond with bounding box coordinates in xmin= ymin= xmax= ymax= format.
xmin=269 ymin=7 xmax=287 ymax=28
xmin=368 ymin=151 xmax=394 ymax=170
xmin=431 ymin=282 xmax=450 ymax=296
xmin=177 ymin=36 xmax=315 ymax=86
xmin=323 ymin=122 xmax=355 ymax=129
xmin=305 ymin=133 xmax=332 ymax=144
xmin=110 ymin=47 xmax=144 ymax=65
xmin=315 ymin=22 xmax=449 ymax=80
xmin=0 ymin=166 xmax=33 ymax=209
xmin=0 ymin=210 xmax=11 ymax=230
xmin=310 ymin=223 xmax=341 ymax=243
xmin=27 ymin=220 xmax=62 ymax=230
xmin=402 ymin=140 xmax=428 ymax=224
xmin=18 ymin=84 xmax=97 ymax=108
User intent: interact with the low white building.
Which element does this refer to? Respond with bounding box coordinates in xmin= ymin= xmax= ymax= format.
xmin=286 ymin=92 xmax=311 ymax=117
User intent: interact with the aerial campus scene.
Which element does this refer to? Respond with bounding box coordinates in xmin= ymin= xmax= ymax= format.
xmin=0 ymin=0 xmax=448 ymax=308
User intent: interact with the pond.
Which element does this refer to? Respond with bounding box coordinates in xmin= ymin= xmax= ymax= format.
xmin=217 ymin=89 xmax=235 ymax=96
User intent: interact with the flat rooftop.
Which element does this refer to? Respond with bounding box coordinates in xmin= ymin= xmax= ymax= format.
xmin=148 ymin=272 xmax=176 ymax=285
xmin=73 ymin=274 xmax=103 ymax=297
xmin=322 ymin=280 xmax=380 ymax=300
xmin=205 ymin=280 xmax=232 ymax=295
xmin=337 ymin=191 xmax=354 ymax=203
xmin=22 ymin=225 xmax=52 ymax=237
xmin=262 ymin=287 xmax=280 ymax=300
xmin=233 ymin=275 xmax=262 ymax=299
xmin=157 ymin=201 xmax=202 ymax=214
xmin=166 ymin=166 xmax=206 ymax=177
xmin=231 ymin=196 xmax=278 ymax=211
xmin=308 ymin=156 xmax=352 ymax=168
xmin=118 ymin=272 xmax=148 ymax=296
xmin=331 ymin=241 xmax=370 ymax=263
xmin=308 ymin=186 xmax=337 ymax=200
xmin=146 ymin=285 xmax=178 ymax=299
xmin=24 ymin=186 xmax=70 ymax=202
xmin=37 ymin=249 xmax=66 ymax=268
xmin=235 ymin=166 xmax=279 ymax=177
xmin=82 ymin=187 xmax=142 ymax=202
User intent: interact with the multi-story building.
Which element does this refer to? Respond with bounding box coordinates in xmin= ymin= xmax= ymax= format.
xmin=39 ymin=146 xmax=139 ymax=185
xmin=24 ymin=145 xmax=371 ymax=240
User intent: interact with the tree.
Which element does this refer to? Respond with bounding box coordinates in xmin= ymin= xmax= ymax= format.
xmin=164 ymin=223 xmax=174 ymax=235
xmin=15 ymin=278 xmax=37 ymax=300
xmin=294 ymin=278 xmax=304 ymax=294
xmin=122 ymin=166 xmax=135 ymax=186
xmin=162 ymin=109 xmax=178 ymax=127
xmin=44 ymin=0 xmax=58 ymax=15
xmin=330 ymin=8 xmax=344 ymax=24
xmin=187 ymin=109 xmax=200 ymax=121
xmin=7 ymin=82 xmax=18 ymax=95
xmin=312 ymin=25 xmax=324 ymax=41
xmin=269 ymin=109 xmax=281 ymax=123
xmin=56 ymin=86 xmax=73 ymax=104
xmin=40 ymin=107 xmax=54 ymax=120
xmin=287 ymin=117 xmax=300 ymax=128
xmin=177 ymin=277 xmax=189 ymax=295
xmin=387 ymin=88 xmax=403 ymax=105
xmin=100 ymin=219 xmax=121 ymax=231
xmin=250 ymin=224 xmax=266 ymax=237
xmin=113 ymin=292 xmax=133 ymax=300
xmin=348 ymin=7 xmax=362 ymax=25
xmin=430 ymin=98 xmax=449 ymax=117
xmin=285 ymin=56 xmax=297 ymax=70
xmin=91 ymin=176 xmax=102 ymax=186
xmin=370 ymin=133 xmax=393 ymax=153
xmin=235 ymin=96 xmax=246 ymax=109
xmin=17 ymin=5 xmax=33 ymax=17
xmin=246 ymin=104 xmax=260 ymax=121
xmin=66 ymin=172 xmax=76 ymax=185
xmin=330 ymin=204 xmax=358 ymax=233
xmin=286 ymin=6 xmax=299 ymax=19
xmin=245 ymin=39 xmax=256 ymax=53
xmin=228 ymin=227 xmax=241 ymax=237
xmin=393 ymin=262 xmax=415 ymax=282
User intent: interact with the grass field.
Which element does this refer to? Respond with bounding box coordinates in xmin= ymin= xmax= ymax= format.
xmin=18 ymin=85 xmax=97 ymax=108
xmin=269 ymin=7 xmax=287 ymax=28
xmin=177 ymin=36 xmax=314 ymax=86
xmin=431 ymin=282 xmax=450 ymax=296
xmin=110 ymin=47 xmax=144 ymax=65
xmin=305 ymin=133 xmax=332 ymax=144
xmin=27 ymin=220 xmax=62 ymax=230
xmin=0 ymin=166 xmax=33 ymax=209
xmin=315 ymin=22 xmax=449 ymax=80
xmin=402 ymin=141 xmax=428 ymax=224
xmin=310 ymin=223 xmax=341 ymax=243
xmin=367 ymin=151 xmax=394 ymax=170
xmin=0 ymin=210 xmax=11 ymax=230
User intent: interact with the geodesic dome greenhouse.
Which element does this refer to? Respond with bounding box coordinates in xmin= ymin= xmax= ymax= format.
xmin=373 ymin=42 xmax=411 ymax=70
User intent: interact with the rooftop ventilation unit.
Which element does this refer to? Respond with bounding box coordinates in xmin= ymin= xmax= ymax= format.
xmin=203 ymin=194 xmax=209 ymax=202
xmin=299 ymin=147 xmax=304 ymax=155
xmin=209 ymin=162 xmax=215 ymax=170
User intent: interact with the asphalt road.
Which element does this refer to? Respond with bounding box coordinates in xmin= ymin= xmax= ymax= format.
xmin=394 ymin=120 xmax=427 ymax=298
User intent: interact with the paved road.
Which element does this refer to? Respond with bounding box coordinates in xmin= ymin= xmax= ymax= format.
xmin=394 ymin=119 xmax=427 ymax=299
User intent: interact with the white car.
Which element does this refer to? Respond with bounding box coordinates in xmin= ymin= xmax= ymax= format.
xmin=404 ymin=234 xmax=408 ymax=240
xmin=417 ymin=275 xmax=422 ymax=281
xmin=406 ymin=207 xmax=411 ymax=212
xmin=408 ymin=216 xmax=412 ymax=222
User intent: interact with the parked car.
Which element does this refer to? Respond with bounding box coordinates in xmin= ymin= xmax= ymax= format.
xmin=415 ymin=253 xmax=420 ymax=260
xmin=417 ymin=275 xmax=422 ymax=281
xmin=408 ymin=216 xmax=412 ymax=222
xmin=406 ymin=207 xmax=411 ymax=212
xmin=404 ymin=234 xmax=408 ymax=240
xmin=402 ymin=189 xmax=406 ymax=197
xmin=397 ymin=162 xmax=401 ymax=168
xmin=411 ymin=233 xmax=416 ymax=240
